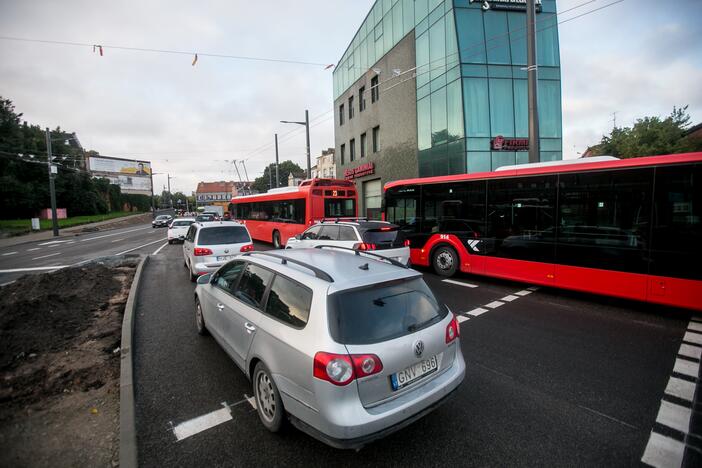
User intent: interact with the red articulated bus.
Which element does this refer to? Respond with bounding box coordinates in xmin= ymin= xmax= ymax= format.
xmin=230 ymin=178 xmax=358 ymax=248
xmin=384 ymin=152 xmax=702 ymax=311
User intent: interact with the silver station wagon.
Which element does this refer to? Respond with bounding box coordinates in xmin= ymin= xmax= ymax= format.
xmin=193 ymin=247 xmax=465 ymax=449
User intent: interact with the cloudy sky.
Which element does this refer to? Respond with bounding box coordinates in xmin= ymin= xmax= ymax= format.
xmin=1 ymin=0 xmax=700 ymax=193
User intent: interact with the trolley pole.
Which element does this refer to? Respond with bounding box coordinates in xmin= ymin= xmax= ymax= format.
xmin=274 ymin=133 xmax=280 ymax=188
xmin=304 ymin=109 xmax=311 ymax=178
xmin=45 ymin=128 xmax=59 ymax=237
xmin=526 ymin=0 xmax=540 ymax=163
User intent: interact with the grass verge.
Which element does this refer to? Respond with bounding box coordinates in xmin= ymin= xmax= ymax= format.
xmin=0 ymin=211 xmax=142 ymax=236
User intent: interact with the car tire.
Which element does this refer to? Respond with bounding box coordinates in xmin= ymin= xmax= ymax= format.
xmin=168 ymin=239 xmax=173 ymax=244
xmin=272 ymin=230 xmax=282 ymax=249
xmin=188 ymin=261 xmax=197 ymax=282
xmin=432 ymin=245 xmax=458 ymax=277
xmin=195 ymin=298 xmax=209 ymax=336
xmin=253 ymin=362 xmax=284 ymax=433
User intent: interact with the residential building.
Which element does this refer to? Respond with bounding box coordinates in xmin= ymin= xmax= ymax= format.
xmin=196 ymin=181 xmax=252 ymax=210
xmin=311 ymin=148 xmax=337 ymax=179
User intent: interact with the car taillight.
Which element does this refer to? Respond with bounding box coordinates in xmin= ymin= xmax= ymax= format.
xmin=404 ymin=239 xmax=411 ymax=247
xmin=240 ymin=244 xmax=254 ymax=252
xmin=446 ymin=315 xmax=460 ymax=344
xmin=353 ymin=242 xmax=376 ymax=251
xmin=313 ymin=352 xmax=383 ymax=386
xmin=193 ymin=247 xmax=213 ymax=256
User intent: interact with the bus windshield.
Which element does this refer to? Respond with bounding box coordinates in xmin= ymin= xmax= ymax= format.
xmin=325 ymin=198 xmax=356 ymax=218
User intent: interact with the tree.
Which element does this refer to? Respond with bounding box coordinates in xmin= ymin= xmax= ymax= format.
xmin=588 ymin=106 xmax=702 ymax=158
xmin=251 ymin=160 xmax=305 ymax=193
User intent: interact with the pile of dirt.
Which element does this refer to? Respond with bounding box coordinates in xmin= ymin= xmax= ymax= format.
xmin=0 ymin=257 xmax=139 ymax=467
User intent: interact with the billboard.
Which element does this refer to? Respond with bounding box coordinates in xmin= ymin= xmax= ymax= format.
xmin=104 ymin=175 xmax=152 ymax=192
xmin=88 ymin=156 xmax=152 ymax=175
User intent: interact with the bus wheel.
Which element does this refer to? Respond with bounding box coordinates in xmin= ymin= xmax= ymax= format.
xmin=432 ymin=245 xmax=457 ymax=277
xmin=272 ymin=230 xmax=282 ymax=249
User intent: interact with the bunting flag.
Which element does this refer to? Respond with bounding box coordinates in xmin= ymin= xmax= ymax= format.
xmin=93 ymin=45 xmax=103 ymax=56
xmin=192 ymin=53 xmax=198 ymax=66
xmin=324 ymin=64 xmax=334 ymax=70
xmin=99 ymin=45 xmax=103 ymax=56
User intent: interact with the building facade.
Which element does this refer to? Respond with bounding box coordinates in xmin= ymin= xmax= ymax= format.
xmin=333 ymin=0 xmax=562 ymax=218
xmin=311 ymin=148 xmax=337 ymax=179
xmin=195 ymin=181 xmax=250 ymax=209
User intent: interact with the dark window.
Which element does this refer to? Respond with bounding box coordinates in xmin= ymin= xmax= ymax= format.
xmin=328 ymin=278 xmax=448 ymax=345
xmin=325 ymin=198 xmax=356 ymax=218
xmin=185 ymin=226 xmax=197 ymax=242
xmin=338 ymin=226 xmax=358 ymax=241
xmin=349 ymin=138 xmax=356 ymax=162
xmin=232 ymin=200 xmax=306 ymax=224
xmin=423 ymin=181 xmax=487 ymax=239
xmin=371 ymin=75 xmax=379 ymax=103
xmin=339 ymin=104 xmax=344 ymax=126
xmin=348 ymin=96 xmax=354 ymax=119
xmin=556 ymin=169 xmax=652 ymax=273
xmin=302 ymin=225 xmax=322 ymax=240
xmin=360 ymin=133 xmax=367 ymax=158
xmin=486 ymin=176 xmax=557 ymax=263
xmin=372 ymin=126 xmax=380 ymax=152
xmin=361 ymin=227 xmax=406 ymax=250
xmin=340 ymin=144 xmax=346 ymax=165
xmin=198 ymin=226 xmax=251 ymax=245
xmin=359 ymin=86 xmax=366 ymax=111
xmin=265 ymin=275 xmax=312 ymax=328
xmin=650 ymin=164 xmax=701 ymax=280
xmin=385 ymin=186 xmax=420 ymax=236
xmin=318 ymin=225 xmax=340 ymax=240
xmin=235 ymin=264 xmax=274 ymax=308
xmin=213 ymin=261 xmax=246 ymax=294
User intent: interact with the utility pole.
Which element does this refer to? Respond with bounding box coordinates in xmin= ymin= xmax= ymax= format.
xmin=268 ymin=164 xmax=273 ymax=190
xmin=149 ymin=171 xmax=155 ymax=217
xmin=611 ymin=111 xmax=618 ymax=129
xmin=167 ymin=173 xmax=173 ymax=208
xmin=526 ymin=0 xmax=540 ymax=163
xmin=274 ymin=133 xmax=280 ymax=188
xmin=45 ymin=128 xmax=59 ymax=237
xmin=304 ymin=109 xmax=311 ymax=178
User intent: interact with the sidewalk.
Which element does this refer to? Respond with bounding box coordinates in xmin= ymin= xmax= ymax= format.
xmin=0 ymin=212 xmax=154 ymax=248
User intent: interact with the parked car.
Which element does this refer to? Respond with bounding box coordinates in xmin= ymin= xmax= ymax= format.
xmin=193 ymin=247 xmax=465 ymax=449
xmin=152 ymin=214 xmax=173 ymax=228
xmin=195 ymin=214 xmax=216 ymax=223
xmin=285 ymin=220 xmax=411 ymax=266
xmin=183 ymin=221 xmax=253 ymax=281
xmin=167 ymin=218 xmax=196 ymax=244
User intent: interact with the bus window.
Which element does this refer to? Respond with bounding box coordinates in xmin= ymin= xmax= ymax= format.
xmin=422 ymin=182 xmax=486 ymax=238
xmin=325 ymin=198 xmax=356 ymax=218
xmin=385 ymin=186 xmax=420 ymax=234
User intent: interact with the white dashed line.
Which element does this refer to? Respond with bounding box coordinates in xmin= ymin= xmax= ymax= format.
xmin=110 ymin=238 xmax=126 ymax=243
xmin=38 ymin=240 xmax=69 ymax=246
xmin=682 ymin=331 xmax=702 ymax=345
xmin=514 ymin=290 xmax=532 ymax=296
xmin=152 ymin=242 xmax=169 ymax=256
xmin=655 ymin=400 xmax=692 ymax=434
xmin=673 ymin=358 xmax=700 ymax=378
xmin=501 ymin=295 xmax=519 ymax=302
xmin=457 ymin=315 xmax=470 ymax=323
xmin=526 ymin=286 xmax=539 ymax=291
xmin=665 ymin=377 xmax=696 ymax=402
xmin=114 ymin=238 xmax=167 ymax=256
xmin=641 ymin=432 xmax=685 ymax=468
xmin=1 ymin=251 xmax=18 ymax=256
xmin=442 ymin=279 xmax=478 ymax=288
xmin=172 ymin=405 xmax=232 ymax=442
xmin=26 ymin=248 xmax=40 ymax=251
xmin=32 ymin=252 xmax=61 ymax=260
xmin=0 ymin=266 xmax=68 ymax=273
xmin=678 ymin=343 xmax=702 ymax=361
xmin=688 ymin=322 xmax=702 ymax=333
xmin=467 ymin=307 xmax=489 ymax=317
xmin=484 ymin=301 xmax=504 ymax=309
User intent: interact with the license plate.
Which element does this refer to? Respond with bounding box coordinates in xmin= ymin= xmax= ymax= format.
xmin=391 ymin=355 xmax=438 ymax=390
xmin=216 ymin=255 xmax=235 ymax=261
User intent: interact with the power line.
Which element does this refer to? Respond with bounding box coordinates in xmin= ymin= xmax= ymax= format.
xmin=0 ymin=35 xmax=335 ymax=68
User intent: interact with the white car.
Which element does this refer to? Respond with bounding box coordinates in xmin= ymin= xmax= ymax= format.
xmin=183 ymin=221 xmax=254 ymax=281
xmin=167 ymin=218 xmax=195 ymax=244
xmin=286 ymin=220 xmax=411 ymax=266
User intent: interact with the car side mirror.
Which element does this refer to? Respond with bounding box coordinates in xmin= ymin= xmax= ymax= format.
xmin=196 ymin=273 xmax=212 ymax=285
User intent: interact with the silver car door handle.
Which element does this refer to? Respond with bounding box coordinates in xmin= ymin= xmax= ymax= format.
xmin=244 ymin=322 xmax=256 ymax=334
xmin=216 ymin=303 xmax=225 ymax=311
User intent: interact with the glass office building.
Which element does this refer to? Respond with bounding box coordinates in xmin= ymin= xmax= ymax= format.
xmin=333 ymin=0 xmax=562 ymax=180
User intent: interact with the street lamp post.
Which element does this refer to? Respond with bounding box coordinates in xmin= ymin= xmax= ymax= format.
xmin=280 ymin=109 xmax=311 ymax=178
xmin=526 ymin=0 xmax=540 ymax=163
xmin=45 ymin=128 xmax=59 ymax=237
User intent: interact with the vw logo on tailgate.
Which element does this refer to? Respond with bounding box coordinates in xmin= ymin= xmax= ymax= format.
xmin=224 ymin=249 xmax=230 ymax=253
xmin=413 ymin=340 xmax=424 ymax=358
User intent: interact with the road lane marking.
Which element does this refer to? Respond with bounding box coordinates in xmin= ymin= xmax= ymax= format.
xmin=32 ymin=252 xmax=61 ymax=260
xmin=501 ymin=295 xmax=519 ymax=302
xmin=114 ymin=237 xmax=167 ymax=256
xmin=527 ymin=286 xmax=539 ymax=291
xmin=38 ymin=240 xmax=70 ymax=246
xmin=172 ymin=405 xmax=232 ymax=442
xmin=1 ymin=252 xmax=18 ymax=256
xmin=457 ymin=315 xmax=470 ymax=323
xmin=682 ymin=331 xmax=702 ymax=345
xmin=26 ymin=248 xmax=40 ymax=251
xmin=152 ymin=242 xmax=168 ymax=255
xmin=673 ymin=358 xmax=700 ymax=378
xmin=245 ymin=395 xmax=257 ymax=410
xmin=514 ymin=290 xmax=532 ymax=296
xmin=79 ymin=226 xmax=149 ymax=242
xmin=665 ymin=377 xmax=696 ymax=402
xmin=655 ymin=400 xmax=692 ymax=434
xmin=442 ymin=279 xmax=478 ymax=288
xmin=690 ymin=316 xmax=702 ymax=323
xmin=641 ymin=432 xmax=685 ymax=468
xmin=484 ymin=301 xmax=504 ymax=309
xmin=110 ymin=238 xmax=126 ymax=243
xmin=0 ymin=266 xmax=68 ymax=273
xmin=688 ymin=322 xmax=702 ymax=333
xmin=678 ymin=343 xmax=702 ymax=361
xmin=467 ymin=307 xmax=489 ymax=317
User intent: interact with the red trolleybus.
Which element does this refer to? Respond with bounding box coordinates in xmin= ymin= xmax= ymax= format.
xmin=231 ymin=178 xmax=358 ymax=248
xmin=384 ymin=152 xmax=702 ymax=311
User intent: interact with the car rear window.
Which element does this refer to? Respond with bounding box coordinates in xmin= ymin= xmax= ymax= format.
xmin=361 ymin=227 xmax=405 ymax=247
xmin=328 ymin=277 xmax=447 ymax=344
xmin=197 ymin=226 xmax=250 ymax=245
xmin=171 ymin=221 xmax=193 ymax=227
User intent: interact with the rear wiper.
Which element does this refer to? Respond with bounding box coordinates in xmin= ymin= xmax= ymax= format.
xmin=407 ymin=317 xmax=435 ymax=332
xmin=373 ymin=299 xmax=385 ymax=307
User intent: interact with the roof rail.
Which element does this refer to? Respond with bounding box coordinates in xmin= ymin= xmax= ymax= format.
xmin=319 ymin=217 xmax=369 ymax=224
xmin=313 ymin=245 xmax=409 ymax=269
xmin=241 ymin=251 xmax=334 ymax=282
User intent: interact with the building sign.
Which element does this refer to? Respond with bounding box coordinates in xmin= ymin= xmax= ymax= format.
xmin=88 ymin=156 xmax=152 ymax=175
xmin=344 ymin=162 xmax=375 ymax=180
xmin=491 ymin=135 xmax=530 ymax=151
xmin=196 ymin=193 xmax=231 ymax=202
xmin=469 ymin=0 xmax=542 ymax=12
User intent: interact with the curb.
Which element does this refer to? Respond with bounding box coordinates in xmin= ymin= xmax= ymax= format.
xmin=120 ymin=255 xmax=149 ymax=468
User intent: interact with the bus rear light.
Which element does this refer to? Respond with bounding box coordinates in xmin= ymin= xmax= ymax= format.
xmin=193 ymin=247 xmax=213 ymax=256
xmin=353 ymin=242 xmax=376 ymax=251
xmin=240 ymin=244 xmax=254 ymax=252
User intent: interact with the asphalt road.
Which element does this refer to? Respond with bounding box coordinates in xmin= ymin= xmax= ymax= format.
xmin=0 ymin=222 xmax=171 ymax=285
xmin=133 ymin=242 xmax=702 ymax=467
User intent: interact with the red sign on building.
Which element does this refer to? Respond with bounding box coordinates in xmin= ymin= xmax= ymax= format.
xmin=344 ymin=162 xmax=375 ymax=180
xmin=491 ymin=135 xmax=529 ymax=151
